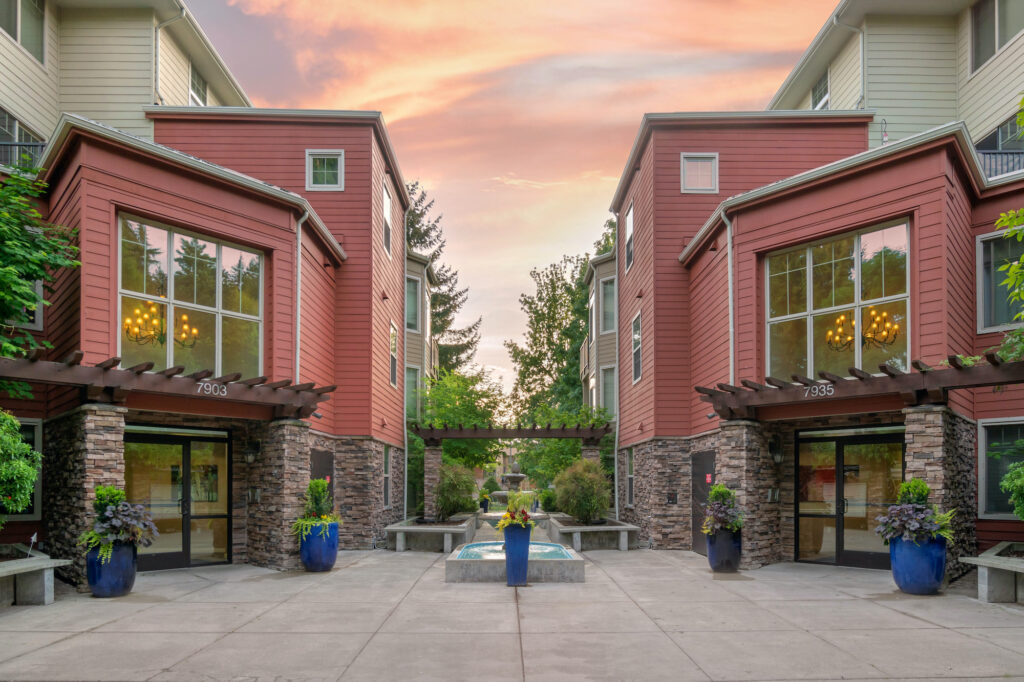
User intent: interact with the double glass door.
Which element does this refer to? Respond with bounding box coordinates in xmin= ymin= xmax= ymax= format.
xmin=124 ymin=429 xmax=231 ymax=570
xmin=796 ymin=429 xmax=904 ymax=569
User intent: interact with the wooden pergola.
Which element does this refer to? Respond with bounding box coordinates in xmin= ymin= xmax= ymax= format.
xmin=411 ymin=422 xmax=613 ymax=447
xmin=0 ymin=350 xmax=335 ymax=418
xmin=696 ymin=353 xmax=1021 ymax=420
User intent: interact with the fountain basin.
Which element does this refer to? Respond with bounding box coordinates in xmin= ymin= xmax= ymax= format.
xmin=445 ymin=541 xmax=584 ymax=583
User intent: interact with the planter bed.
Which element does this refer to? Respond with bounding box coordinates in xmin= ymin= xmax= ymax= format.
xmin=961 ymin=541 xmax=1024 ymax=604
xmin=0 ymin=544 xmax=71 ymax=607
xmin=385 ymin=513 xmax=477 ymax=553
xmin=547 ymin=514 xmax=641 ymax=551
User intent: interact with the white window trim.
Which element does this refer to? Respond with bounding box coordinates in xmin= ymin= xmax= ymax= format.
xmin=680 ymin=152 xmax=719 ymax=194
xmin=0 ymin=0 xmax=46 ymax=65
xmin=406 ymin=274 xmax=421 ymax=333
xmin=976 ymin=228 xmax=1024 ymax=333
xmin=970 ymin=0 xmax=1024 ymax=75
xmin=624 ymin=202 xmax=634 ymax=273
xmin=389 ymin=321 xmax=399 ymax=388
xmin=812 ymin=70 xmax=830 ymax=111
xmin=116 ymin=214 xmax=264 ymax=377
xmin=188 ymin=62 xmax=207 ymax=107
xmin=382 ymin=179 xmax=393 ymax=259
xmin=599 ymin=363 xmax=617 ymax=415
xmin=305 ymin=149 xmax=345 ymax=191
xmin=764 ymin=220 xmax=911 ymax=380
xmin=5 ymin=418 xmax=41 ymax=521
xmin=7 ymin=279 xmax=44 ymax=331
xmin=405 ymin=364 xmax=421 ymax=418
xmin=978 ymin=417 xmax=1024 ymax=519
xmin=588 ymin=290 xmax=595 ymax=347
xmin=631 ymin=310 xmax=642 ymax=385
xmin=599 ymin=276 xmax=616 ymax=334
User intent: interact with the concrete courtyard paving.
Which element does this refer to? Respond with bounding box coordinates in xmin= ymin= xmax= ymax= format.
xmin=1 ymin=548 xmax=1023 ymax=681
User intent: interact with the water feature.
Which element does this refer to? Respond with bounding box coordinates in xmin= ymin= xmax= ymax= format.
xmin=490 ymin=459 xmax=527 ymax=505
xmin=456 ymin=541 xmax=572 ymax=560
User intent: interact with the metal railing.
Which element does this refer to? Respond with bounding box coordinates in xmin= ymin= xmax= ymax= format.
xmin=0 ymin=142 xmax=46 ymax=168
xmin=978 ymin=150 xmax=1024 ymax=178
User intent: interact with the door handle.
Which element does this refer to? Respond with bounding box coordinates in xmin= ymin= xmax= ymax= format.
xmin=842 ymin=498 xmax=848 ymax=513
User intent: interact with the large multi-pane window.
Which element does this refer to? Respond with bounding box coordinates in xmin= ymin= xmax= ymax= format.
xmin=1 ymin=0 xmax=45 ymax=62
xmin=624 ymin=203 xmax=634 ymax=271
xmin=766 ymin=223 xmax=909 ymax=380
xmin=973 ymin=0 xmax=1024 ymax=71
xmin=119 ymin=217 xmax=262 ymax=378
xmin=631 ymin=311 xmax=642 ymax=383
xmin=406 ymin=276 xmax=420 ymax=331
xmin=979 ymin=420 xmax=1024 ymax=517
xmin=978 ymin=232 xmax=1024 ymax=331
xmin=600 ymin=278 xmax=616 ymax=332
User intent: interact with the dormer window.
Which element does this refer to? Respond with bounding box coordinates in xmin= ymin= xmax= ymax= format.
xmin=973 ymin=0 xmax=1024 ymax=72
xmin=189 ymin=63 xmax=207 ymax=106
xmin=0 ymin=0 xmax=45 ymax=63
xmin=811 ymin=72 xmax=829 ymax=110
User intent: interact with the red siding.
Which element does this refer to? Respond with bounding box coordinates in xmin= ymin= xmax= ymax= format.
xmin=686 ymin=241 xmax=730 ymax=435
xmin=300 ymin=228 xmax=337 ymax=432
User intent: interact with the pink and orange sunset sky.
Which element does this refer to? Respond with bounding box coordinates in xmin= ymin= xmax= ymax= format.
xmin=189 ymin=0 xmax=833 ymax=389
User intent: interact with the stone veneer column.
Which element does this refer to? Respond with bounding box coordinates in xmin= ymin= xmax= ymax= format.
xmin=618 ymin=439 xmax=691 ymax=548
xmin=247 ymin=419 xmax=310 ymax=571
xmin=903 ymin=405 xmax=977 ymax=580
xmin=42 ymin=404 xmax=126 ymax=585
xmin=717 ymin=420 xmax=781 ymax=569
xmin=581 ymin=445 xmax=600 ymax=464
xmin=423 ymin=444 xmax=442 ymax=520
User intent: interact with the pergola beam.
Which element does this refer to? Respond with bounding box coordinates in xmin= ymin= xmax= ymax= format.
xmin=411 ymin=423 xmax=613 ymax=446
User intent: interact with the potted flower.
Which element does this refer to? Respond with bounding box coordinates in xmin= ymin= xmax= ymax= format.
xmin=291 ymin=478 xmax=341 ymax=572
xmin=479 ymin=491 xmax=490 ymax=513
xmin=77 ymin=485 xmax=158 ymax=598
xmin=875 ymin=478 xmax=954 ymax=595
xmin=701 ymin=484 xmax=743 ymax=572
xmin=495 ymin=490 xmax=535 ymax=586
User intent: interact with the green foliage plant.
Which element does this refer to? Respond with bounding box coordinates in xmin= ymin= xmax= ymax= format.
xmin=420 ymin=369 xmax=505 ymax=470
xmin=290 ymin=478 xmax=341 ymax=541
xmin=896 ymin=479 xmax=931 ymax=505
xmin=77 ymin=486 xmax=157 ymax=563
xmin=874 ymin=477 xmax=954 ymax=545
xmin=495 ymin=490 xmax=536 ymax=531
xmin=0 ymin=409 xmax=42 ymax=531
xmin=1001 ymin=461 xmax=1024 ymax=521
xmin=482 ymin=476 xmax=501 ymax=494
xmin=434 ymin=463 xmax=476 ymax=522
xmin=554 ymin=459 xmax=610 ymax=524
xmin=702 ymin=484 xmax=744 ymax=535
xmin=538 ymin=488 xmax=558 ymax=512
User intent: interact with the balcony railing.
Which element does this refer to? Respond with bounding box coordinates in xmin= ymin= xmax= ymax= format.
xmin=0 ymin=142 xmax=46 ymax=168
xmin=978 ymin=150 xmax=1024 ymax=179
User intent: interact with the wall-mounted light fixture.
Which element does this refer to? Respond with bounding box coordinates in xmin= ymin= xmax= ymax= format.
xmin=768 ymin=434 xmax=783 ymax=466
xmin=244 ymin=440 xmax=262 ymax=465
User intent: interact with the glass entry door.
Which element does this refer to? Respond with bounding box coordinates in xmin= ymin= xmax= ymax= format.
xmin=796 ymin=429 xmax=904 ymax=569
xmin=125 ymin=430 xmax=231 ymax=570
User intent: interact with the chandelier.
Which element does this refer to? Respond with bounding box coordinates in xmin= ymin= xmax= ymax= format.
xmin=123 ymin=301 xmax=199 ymax=349
xmin=824 ymin=313 xmax=854 ymax=352
xmin=862 ymin=307 xmax=899 ymax=349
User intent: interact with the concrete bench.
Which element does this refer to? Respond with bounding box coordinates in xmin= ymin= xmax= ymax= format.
xmin=0 ymin=545 xmax=72 ymax=606
xmin=385 ymin=514 xmax=478 ymax=553
xmin=960 ymin=542 xmax=1024 ymax=604
xmin=547 ymin=515 xmax=641 ymax=551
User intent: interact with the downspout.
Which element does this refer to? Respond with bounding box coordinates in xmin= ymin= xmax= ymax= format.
xmin=294 ymin=211 xmax=309 ymax=383
xmin=612 ymin=217 xmax=621 ymax=521
xmin=722 ymin=211 xmax=735 ymax=385
xmin=402 ymin=203 xmax=410 ymax=521
xmin=833 ymin=14 xmax=865 ymax=109
xmin=153 ymin=6 xmax=186 ymax=105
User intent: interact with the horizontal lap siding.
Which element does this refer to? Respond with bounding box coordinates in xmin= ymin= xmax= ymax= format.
xmin=976 ymin=520 xmax=1024 ymax=551
xmin=956 ymin=8 xmax=1024 ymax=142
xmin=0 ymin=1 xmax=59 ymax=138
xmin=653 ymin=122 xmax=868 ymax=437
xmin=830 ymin=32 xmax=862 ymax=111
xmin=301 ymin=231 xmax=336 ymax=432
xmin=617 ymin=142 xmax=655 ymax=448
xmin=153 ymin=119 xmax=376 ymax=436
xmin=687 ymin=245 xmax=729 ymax=434
xmin=943 ymin=156 xmax=977 ymax=417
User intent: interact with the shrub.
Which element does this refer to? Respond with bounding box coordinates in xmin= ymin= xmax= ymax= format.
xmin=291 ymin=478 xmax=341 ymax=541
xmin=482 ymin=476 xmax=501 ymax=494
xmin=896 ymin=478 xmax=931 ymax=505
xmin=0 ymin=409 xmax=42 ymax=531
xmin=875 ymin=477 xmax=953 ymax=545
xmin=435 ymin=463 xmax=476 ymax=522
xmin=702 ymin=484 xmax=743 ymax=535
xmin=538 ymin=488 xmax=558 ymax=512
xmin=93 ymin=485 xmax=126 ymax=515
xmin=1001 ymin=461 xmax=1024 ymax=521
xmin=77 ymin=486 xmax=158 ymax=563
xmin=554 ymin=460 xmax=610 ymax=524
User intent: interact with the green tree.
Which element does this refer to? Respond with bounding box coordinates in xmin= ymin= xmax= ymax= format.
xmin=0 ymin=409 xmax=42 ymax=532
xmin=594 ymin=218 xmax=616 ymax=256
xmin=513 ymin=403 xmax=614 ymax=488
xmin=405 ymin=181 xmax=481 ymax=371
xmin=988 ymin=95 xmax=1024 ymax=362
xmin=0 ymin=164 xmax=80 ymax=398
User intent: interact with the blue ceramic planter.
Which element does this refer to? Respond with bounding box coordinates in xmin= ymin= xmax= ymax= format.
xmin=504 ymin=524 xmax=531 ymax=586
xmin=300 ymin=522 xmax=339 ymax=572
xmin=480 ymin=499 xmax=490 ymax=512
xmin=890 ymin=536 xmax=946 ymax=595
xmin=707 ymin=530 xmax=741 ymax=572
xmin=86 ymin=542 xmax=137 ymax=598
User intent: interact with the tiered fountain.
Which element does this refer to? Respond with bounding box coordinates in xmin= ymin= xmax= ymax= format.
xmin=489 ymin=460 xmax=526 ymax=505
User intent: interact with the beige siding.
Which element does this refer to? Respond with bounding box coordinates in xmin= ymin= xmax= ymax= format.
xmin=157 ymin=24 xmax=189 ymax=106
xmin=956 ymin=8 xmax=1024 ymax=142
xmin=58 ymin=8 xmax=155 ymax=139
xmin=830 ymin=31 xmax=862 ymax=110
xmin=0 ymin=1 xmax=60 ymax=138
xmin=795 ymin=89 xmax=813 ymax=110
xmin=583 ymin=257 xmax=616 ymax=411
xmin=864 ymin=14 xmax=958 ymax=147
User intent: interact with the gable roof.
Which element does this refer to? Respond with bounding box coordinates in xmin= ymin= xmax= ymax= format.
xmin=40 ymin=113 xmax=346 ymax=262
xmin=678 ymin=120 xmax=1024 ymax=264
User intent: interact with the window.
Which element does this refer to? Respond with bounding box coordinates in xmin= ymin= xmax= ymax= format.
xmin=978 ymin=231 xmax=1024 ymax=331
xmin=389 ymin=323 xmax=398 ymax=387
xmin=976 ymin=113 xmax=1024 ymax=152
xmin=189 ymin=62 xmax=207 ymax=106
xmin=0 ymin=419 xmax=41 ymax=521
xmin=811 ymin=72 xmax=830 ymax=110
xmin=0 ymin=0 xmax=44 ymax=62
xmin=405 ymin=366 xmax=420 ymax=417
xmin=600 ymin=278 xmax=616 ymax=333
xmin=973 ymin=0 xmax=1024 ymax=71
xmin=118 ymin=216 xmax=262 ymax=378
xmin=601 ymin=366 xmax=616 ymax=416
xmin=382 ymin=181 xmax=392 ymax=256
xmin=631 ymin=311 xmax=642 ymax=383
xmin=626 ymin=449 xmax=634 ymax=507
xmin=383 ymin=445 xmax=391 ymax=508
xmin=0 ymin=105 xmax=43 ymax=167
xmin=979 ymin=419 xmax=1024 ymax=517
xmin=624 ymin=203 xmax=634 ymax=271
xmin=588 ymin=290 xmax=595 ymax=346
xmin=406 ymin=276 xmax=420 ymax=331
xmin=305 ymin=150 xmax=344 ymax=191
xmin=766 ymin=222 xmax=909 ymax=380
xmin=588 ymin=373 xmax=596 ymax=408
xmin=680 ymin=153 xmax=718 ymax=194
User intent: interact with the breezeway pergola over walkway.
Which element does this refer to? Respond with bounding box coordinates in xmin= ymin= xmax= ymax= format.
xmin=411 ymin=423 xmax=612 ymax=520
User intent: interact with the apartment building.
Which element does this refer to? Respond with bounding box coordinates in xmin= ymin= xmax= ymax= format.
xmin=599 ymin=0 xmax=1024 ymax=572
xmin=580 ymin=252 xmax=617 ymax=417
